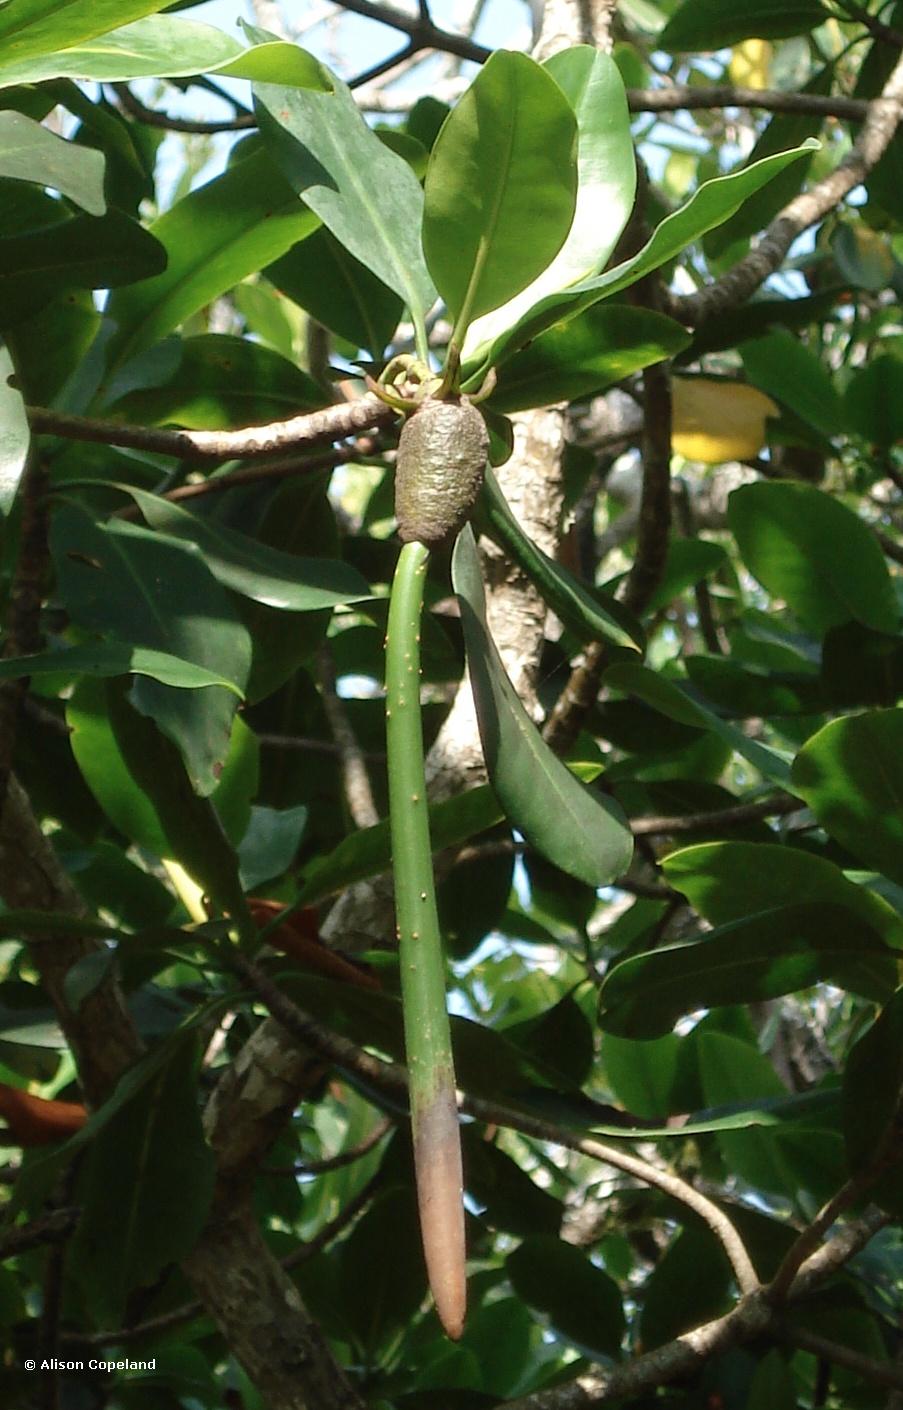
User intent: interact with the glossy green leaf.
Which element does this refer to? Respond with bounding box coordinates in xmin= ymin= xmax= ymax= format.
xmin=747 ymin=1351 xmax=797 ymax=1410
xmin=0 ymin=209 xmax=166 ymax=329
xmin=0 ymin=0 xmax=172 ymax=67
xmin=843 ymin=987 xmax=903 ymax=1173
xmin=464 ymin=1129 xmax=562 ymax=1237
xmin=844 ymin=354 xmax=903 ymax=447
xmin=646 ymin=539 xmax=727 ymax=613
xmin=453 ymin=524 xmax=633 ymax=887
xmin=426 ymin=50 xmax=578 ymax=338
xmin=698 ymin=1032 xmax=844 ymax=1202
xmin=705 ymin=68 xmax=832 ymax=260
xmin=0 ymin=111 xmax=105 ymax=214
xmin=728 ymin=482 xmax=899 ymax=637
xmin=337 ymin=1187 xmax=428 ymax=1356
xmin=661 ymin=0 xmax=827 ymax=50
xmin=462 ymin=47 xmax=635 ymax=369
xmin=51 ymin=503 xmax=251 ymax=794
xmin=0 ymin=344 xmax=28 ymax=516
xmin=68 ymin=679 xmax=257 ymax=858
xmin=480 ymin=466 xmax=644 ymax=651
xmin=602 ymin=1032 xmax=681 ymax=1119
xmin=506 ymin=1235 xmax=625 ymax=1359
xmin=109 ymin=334 xmax=326 ymax=429
xmin=663 ymin=842 xmax=903 ymax=947
xmin=0 ymin=16 xmax=329 ymax=90
xmin=489 ymin=303 xmax=691 ymax=413
xmin=597 ymin=902 xmax=895 ymax=1039
xmin=104 ymin=148 xmax=318 ymax=375
xmin=70 ymin=1037 xmax=215 ymax=1326
xmin=265 ymin=225 xmax=403 ymax=360
xmin=254 ymin=65 xmax=435 ymax=331
xmin=604 ymin=660 xmax=792 ymax=785
xmin=424 ymin=50 xmax=577 ymax=338
xmin=105 ymin=484 xmax=372 ymax=613
xmin=640 ymin=1225 xmax=731 ymax=1349
xmin=742 ymin=330 xmax=844 ymax=437
xmin=295 ymin=760 xmax=603 ymax=908
xmin=792 ymin=709 xmax=903 ymax=886
xmin=0 ymin=642 xmax=244 ymax=695
xmin=463 ymin=142 xmax=818 ymax=385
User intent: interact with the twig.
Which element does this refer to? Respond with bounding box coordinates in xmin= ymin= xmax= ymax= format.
xmin=0 ymin=1208 xmax=78 ymax=1262
xmin=674 ymin=480 xmax=725 ymax=654
xmin=621 ymin=359 xmax=673 ymax=617
xmin=631 ymin=793 xmax=804 ymax=836
xmin=626 ymin=86 xmax=869 ymax=121
xmin=112 ymin=82 xmax=256 ymax=133
xmin=328 ymin=0 xmax=492 ymax=65
xmin=25 ymin=396 xmax=397 ymax=461
xmin=778 ymin=1323 xmax=903 ymax=1392
xmin=317 ymin=647 xmax=381 ymax=829
xmin=256 ymin=732 xmax=387 ymax=760
xmin=668 ymin=49 xmax=903 ymax=325
xmin=267 ymin=1116 xmax=392 ymax=1176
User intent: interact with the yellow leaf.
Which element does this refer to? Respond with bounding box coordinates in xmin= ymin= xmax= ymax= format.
xmin=672 ymin=378 xmax=779 ymax=464
xmin=729 ymin=40 xmax=771 ymax=89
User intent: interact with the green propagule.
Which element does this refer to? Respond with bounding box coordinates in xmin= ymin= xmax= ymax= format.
xmin=357 ymin=41 xmax=815 ymax=1338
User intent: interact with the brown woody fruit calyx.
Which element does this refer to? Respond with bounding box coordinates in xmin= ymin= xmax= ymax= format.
xmin=394 ymin=396 xmax=489 ymax=548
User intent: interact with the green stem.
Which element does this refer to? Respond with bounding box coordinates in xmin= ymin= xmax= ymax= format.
xmin=386 ymin=540 xmax=466 ymax=1341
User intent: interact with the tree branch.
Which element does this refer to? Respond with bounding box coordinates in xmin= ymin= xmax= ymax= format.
xmin=621 ymin=358 xmax=673 ymax=616
xmin=328 ymin=0 xmax=492 ymax=65
xmin=667 ymin=48 xmax=903 ymax=325
xmin=25 ymin=395 xmax=396 ymax=461
xmin=626 ymin=85 xmax=869 ymax=121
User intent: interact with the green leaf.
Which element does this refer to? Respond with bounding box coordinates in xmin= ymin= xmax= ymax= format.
xmin=109 ymin=334 xmax=326 ymax=429
xmin=68 ymin=679 xmax=256 ymax=857
xmin=640 ymin=1225 xmax=731 ymax=1349
xmin=105 ymin=484 xmax=372 ymax=612
xmin=479 ymin=466 xmax=644 ymax=651
xmin=463 ymin=143 xmax=818 ymax=385
xmin=337 ymin=1187 xmax=428 ymax=1356
xmin=602 ymin=1032 xmax=681 ymax=1119
xmin=423 ymin=50 xmax=577 ymax=338
xmin=489 ymin=303 xmax=691 ymax=413
xmin=0 ymin=642 xmax=245 ymax=694
xmin=646 ymin=539 xmax=727 ymax=614
xmin=70 ymin=1038 xmax=215 ymax=1327
xmin=663 ymin=841 xmax=903 ymax=947
xmin=705 ymin=67 xmax=832 ymax=261
xmin=661 ymin=0 xmax=827 ymax=50
xmin=0 ymin=16 xmax=329 ymax=90
xmin=741 ymin=330 xmax=844 ymax=437
xmin=0 ymin=209 xmax=166 ymax=329
xmin=104 ymin=148 xmax=318 ymax=375
xmin=0 ymin=0 xmax=173 ymax=67
xmin=747 ymin=1351 xmax=797 ymax=1410
xmin=698 ymin=1033 xmax=843 ymax=1202
xmin=0 ymin=111 xmax=105 ymax=214
xmin=265 ymin=225 xmax=403 ymax=361
xmin=843 ymin=988 xmax=903 ymax=1186
xmin=453 ymin=524 xmax=633 ymax=887
xmin=51 ymin=503 xmax=251 ymax=794
xmin=295 ymin=760 xmax=603 ymax=907
xmin=844 ymin=354 xmax=903 ymax=448
xmin=597 ymin=902 xmax=895 ymax=1039
xmin=0 ymin=344 xmax=28 ymax=516
xmin=462 ymin=47 xmax=635 ymax=369
xmin=792 ymin=709 xmax=903 ymax=886
xmin=604 ymin=660 xmax=792 ymax=785
xmin=728 ymin=482 xmax=899 ymax=637
xmin=463 ymin=1130 xmax=562 ymax=1237
xmin=254 ymin=65 xmax=435 ymax=333
xmin=506 ymin=1235 xmax=625 ymax=1359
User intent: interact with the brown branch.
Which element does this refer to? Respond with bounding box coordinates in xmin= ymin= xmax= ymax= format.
xmin=778 ymin=1323 xmax=903 ymax=1392
xmin=626 ymin=85 xmax=869 ymax=121
xmin=631 ymin=792 xmax=804 ymax=836
xmin=112 ymin=82 xmax=256 ymax=133
xmin=668 ymin=48 xmax=903 ymax=325
xmin=25 ymin=394 xmax=397 ymax=461
xmin=331 ymin=0 xmax=492 ymax=65
xmin=267 ymin=1116 xmax=392 ymax=1176
xmin=0 ymin=1208 xmax=78 ymax=1262
xmin=317 ymin=646 xmax=381 ymax=829
xmin=621 ymin=359 xmax=673 ymax=616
